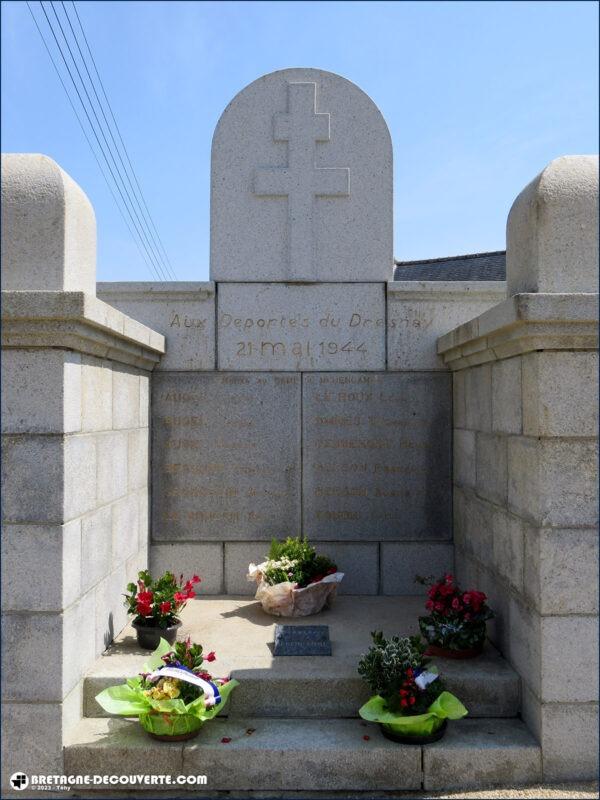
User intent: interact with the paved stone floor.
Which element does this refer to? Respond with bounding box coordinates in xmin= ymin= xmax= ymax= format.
xmin=71 ymin=784 xmax=599 ymax=799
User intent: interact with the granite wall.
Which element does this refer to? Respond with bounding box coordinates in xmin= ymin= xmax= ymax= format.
xmin=0 ymin=155 xmax=164 ymax=790
xmin=98 ymin=280 xmax=505 ymax=596
xmin=438 ymin=156 xmax=599 ymax=781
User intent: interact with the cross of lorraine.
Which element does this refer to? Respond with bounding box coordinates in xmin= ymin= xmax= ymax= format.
xmin=253 ymin=81 xmax=350 ymax=280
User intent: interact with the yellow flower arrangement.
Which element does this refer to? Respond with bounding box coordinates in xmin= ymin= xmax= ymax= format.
xmin=143 ymin=677 xmax=181 ymax=701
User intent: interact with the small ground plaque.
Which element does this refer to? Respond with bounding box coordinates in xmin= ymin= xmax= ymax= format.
xmin=273 ymin=625 xmax=332 ymax=656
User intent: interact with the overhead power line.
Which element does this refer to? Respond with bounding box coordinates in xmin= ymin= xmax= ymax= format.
xmin=69 ymin=0 xmax=177 ymax=280
xmin=27 ymin=0 xmax=177 ymax=281
xmin=26 ymin=1 xmax=162 ymax=282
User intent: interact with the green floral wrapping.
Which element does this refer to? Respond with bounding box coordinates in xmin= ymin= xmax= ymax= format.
xmin=359 ymin=690 xmax=468 ymax=738
xmin=95 ymin=638 xmax=238 ymax=732
xmin=138 ymin=712 xmax=204 ymax=737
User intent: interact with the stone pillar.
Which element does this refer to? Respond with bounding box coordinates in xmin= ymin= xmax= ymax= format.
xmin=1 ymin=154 xmax=164 ymax=792
xmin=438 ymin=155 xmax=599 ymax=780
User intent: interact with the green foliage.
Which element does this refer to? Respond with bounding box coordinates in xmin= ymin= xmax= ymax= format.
xmin=123 ymin=569 xmax=200 ymax=626
xmin=262 ymin=537 xmax=337 ymax=588
xmin=357 ymin=631 xmax=444 ymax=715
xmin=418 ymin=616 xmax=488 ymax=650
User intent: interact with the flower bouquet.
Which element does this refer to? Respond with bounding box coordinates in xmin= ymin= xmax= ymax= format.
xmin=416 ymin=573 xmax=494 ymax=658
xmin=247 ymin=537 xmax=344 ymax=617
xmin=95 ymin=637 xmax=238 ymax=741
xmin=358 ymin=632 xmax=467 ymax=744
xmin=124 ymin=569 xmax=201 ymax=649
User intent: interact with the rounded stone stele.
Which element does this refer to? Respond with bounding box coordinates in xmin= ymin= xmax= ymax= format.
xmin=1 ymin=153 xmax=96 ymax=294
xmin=506 ymin=155 xmax=599 ymax=296
xmin=210 ymin=67 xmax=393 ymax=282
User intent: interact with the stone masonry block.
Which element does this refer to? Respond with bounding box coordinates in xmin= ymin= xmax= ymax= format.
xmin=1 ymin=521 xmax=81 ymax=612
xmin=315 ymin=542 xmax=378 ymax=594
xmin=491 ymin=357 xmax=522 ymax=434
xmin=94 ymin=563 xmax=128 ymax=656
xmin=1 ymin=349 xmax=82 ymax=434
xmin=387 ymin=282 xmax=504 ymax=370
xmin=225 ymin=542 xmax=271 ymax=595
xmin=139 ymin=374 xmax=149 ymax=428
xmin=111 ymin=492 xmax=139 ymax=569
xmin=508 ymin=437 xmax=598 ymax=527
xmin=138 ymin=487 xmax=149 ymax=548
xmin=96 ymin=431 xmax=128 ymax=506
xmin=81 ymin=356 xmax=112 ymax=432
xmin=150 ymin=543 xmax=224 ymax=595
xmin=381 ymin=543 xmax=454 ymax=595
xmin=1 ymin=612 xmax=62 ymax=701
xmin=459 ymin=489 xmax=494 ymax=565
xmin=453 ymin=370 xmax=467 ymax=429
xmin=539 ymin=701 xmax=599 ymax=781
xmin=152 ymin=373 xmax=301 ymax=541
xmin=523 ymin=527 xmax=599 ymax=615
xmin=128 ymin=428 xmax=149 ymax=491
xmin=476 ymin=433 xmax=508 ymax=505
xmin=476 ymin=565 xmax=510 ymax=656
xmin=112 ymin=366 xmax=140 ymax=430
xmin=541 ymin=616 xmax=599 ymax=703
xmin=454 ymin=429 xmax=476 ymax=489
xmin=506 ymin=597 xmax=541 ymax=697
xmin=64 ymin=433 xmax=97 ymax=521
xmin=97 ymin=282 xmax=216 ymax=371
xmin=217 ymin=282 xmax=386 ymax=371
xmin=303 ymin=372 xmax=452 ymax=541
xmin=63 ymin=590 xmax=96 ymax=695
xmin=454 ymin=550 xmax=481 ymax=592
xmin=1 ymin=703 xmax=63 ymax=792
xmin=126 ymin=545 xmax=148 ymax=585
xmin=1 ymin=435 xmax=63 ymax=523
xmin=1 ymin=153 xmax=96 ymax=294
xmin=465 ymin=364 xmax=492 ymax=432
xmin=81 ymin=506 xmax=112 ymax=594
xmin=491 ymin=508 xmax=524 ymax=593
xmin=522 ymin=351 xmax=599 ymax=437
xmin=507 ymin=155 xmax=598 ymax=295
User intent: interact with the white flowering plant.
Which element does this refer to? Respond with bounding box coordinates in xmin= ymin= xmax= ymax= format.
xmin=261 ymin=537 xmax=337 ymax=588
xmin=247 ymin=537 xmax=344 ymax=617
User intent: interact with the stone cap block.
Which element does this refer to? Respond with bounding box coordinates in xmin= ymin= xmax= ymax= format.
xmin=2 ymin=291 xmax=165 ymax=370
xmin=97 ymin=281 xmax=215 ymax=300
xmin=437 ymin=293 xmax=599 ymax=370
xmin=388 ymin=280 xmax=506 ymax=303
xmin=1 ymin=153 xmax=96 ymax=294
xmin=507 ymin=155 xmax=599 ymax=295
xmin=211 ymin=68 xmax=393 ymax=282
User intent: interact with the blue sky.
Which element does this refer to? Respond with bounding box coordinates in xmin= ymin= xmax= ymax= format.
xmin=2 ymin=0 xmax=598 ymax=282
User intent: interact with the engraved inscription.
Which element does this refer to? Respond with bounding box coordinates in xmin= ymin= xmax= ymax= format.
xmin=152 ymin=373 xmax=301 ymax=541
xmin=302 ymin=372 xmax=452 ymax=540
xmin=217 ymin=284 xmax=386 ymax=371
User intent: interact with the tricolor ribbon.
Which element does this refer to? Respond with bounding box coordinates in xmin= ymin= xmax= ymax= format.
xmin=147 ymin=666 xmax=222 ymax=706
xmin=413 ymin=668 xmax=438 ymax=691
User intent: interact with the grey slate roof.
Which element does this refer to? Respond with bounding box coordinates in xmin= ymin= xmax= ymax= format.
xmin=393 ymin=250 xmax=506 ymax=281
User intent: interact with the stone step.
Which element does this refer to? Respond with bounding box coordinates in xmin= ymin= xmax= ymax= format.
xmin=83 ymin=596 xmax=521 ymax=720
xmin=83 ymin=647 xmax=520 ymax=720
xmin=64 ymin=717 xmax=541 ymax=793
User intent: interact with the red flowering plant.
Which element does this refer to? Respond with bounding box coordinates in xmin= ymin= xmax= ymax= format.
xmin=416 ymin=573 xmax=494 ymax=652
xmin=95 ymin=636 xmax=238 ymax=740
xmin=124 ymin=569 xmax=201 ymax=628
xmin=357 ymin=632 xmax=468 ymax=741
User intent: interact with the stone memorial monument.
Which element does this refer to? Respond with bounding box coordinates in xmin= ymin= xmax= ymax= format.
xmin=3 ymin=66 xmax=597 ymax=792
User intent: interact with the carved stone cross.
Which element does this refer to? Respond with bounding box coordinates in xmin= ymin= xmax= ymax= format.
xmin=254 ymin=82 xmax=350 ymax=279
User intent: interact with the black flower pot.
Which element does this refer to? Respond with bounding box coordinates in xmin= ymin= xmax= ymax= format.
xmin=380 ymin=719 xmax=447 ymax=745
xmin=132 ymin=617 xmax=182 ymax=650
